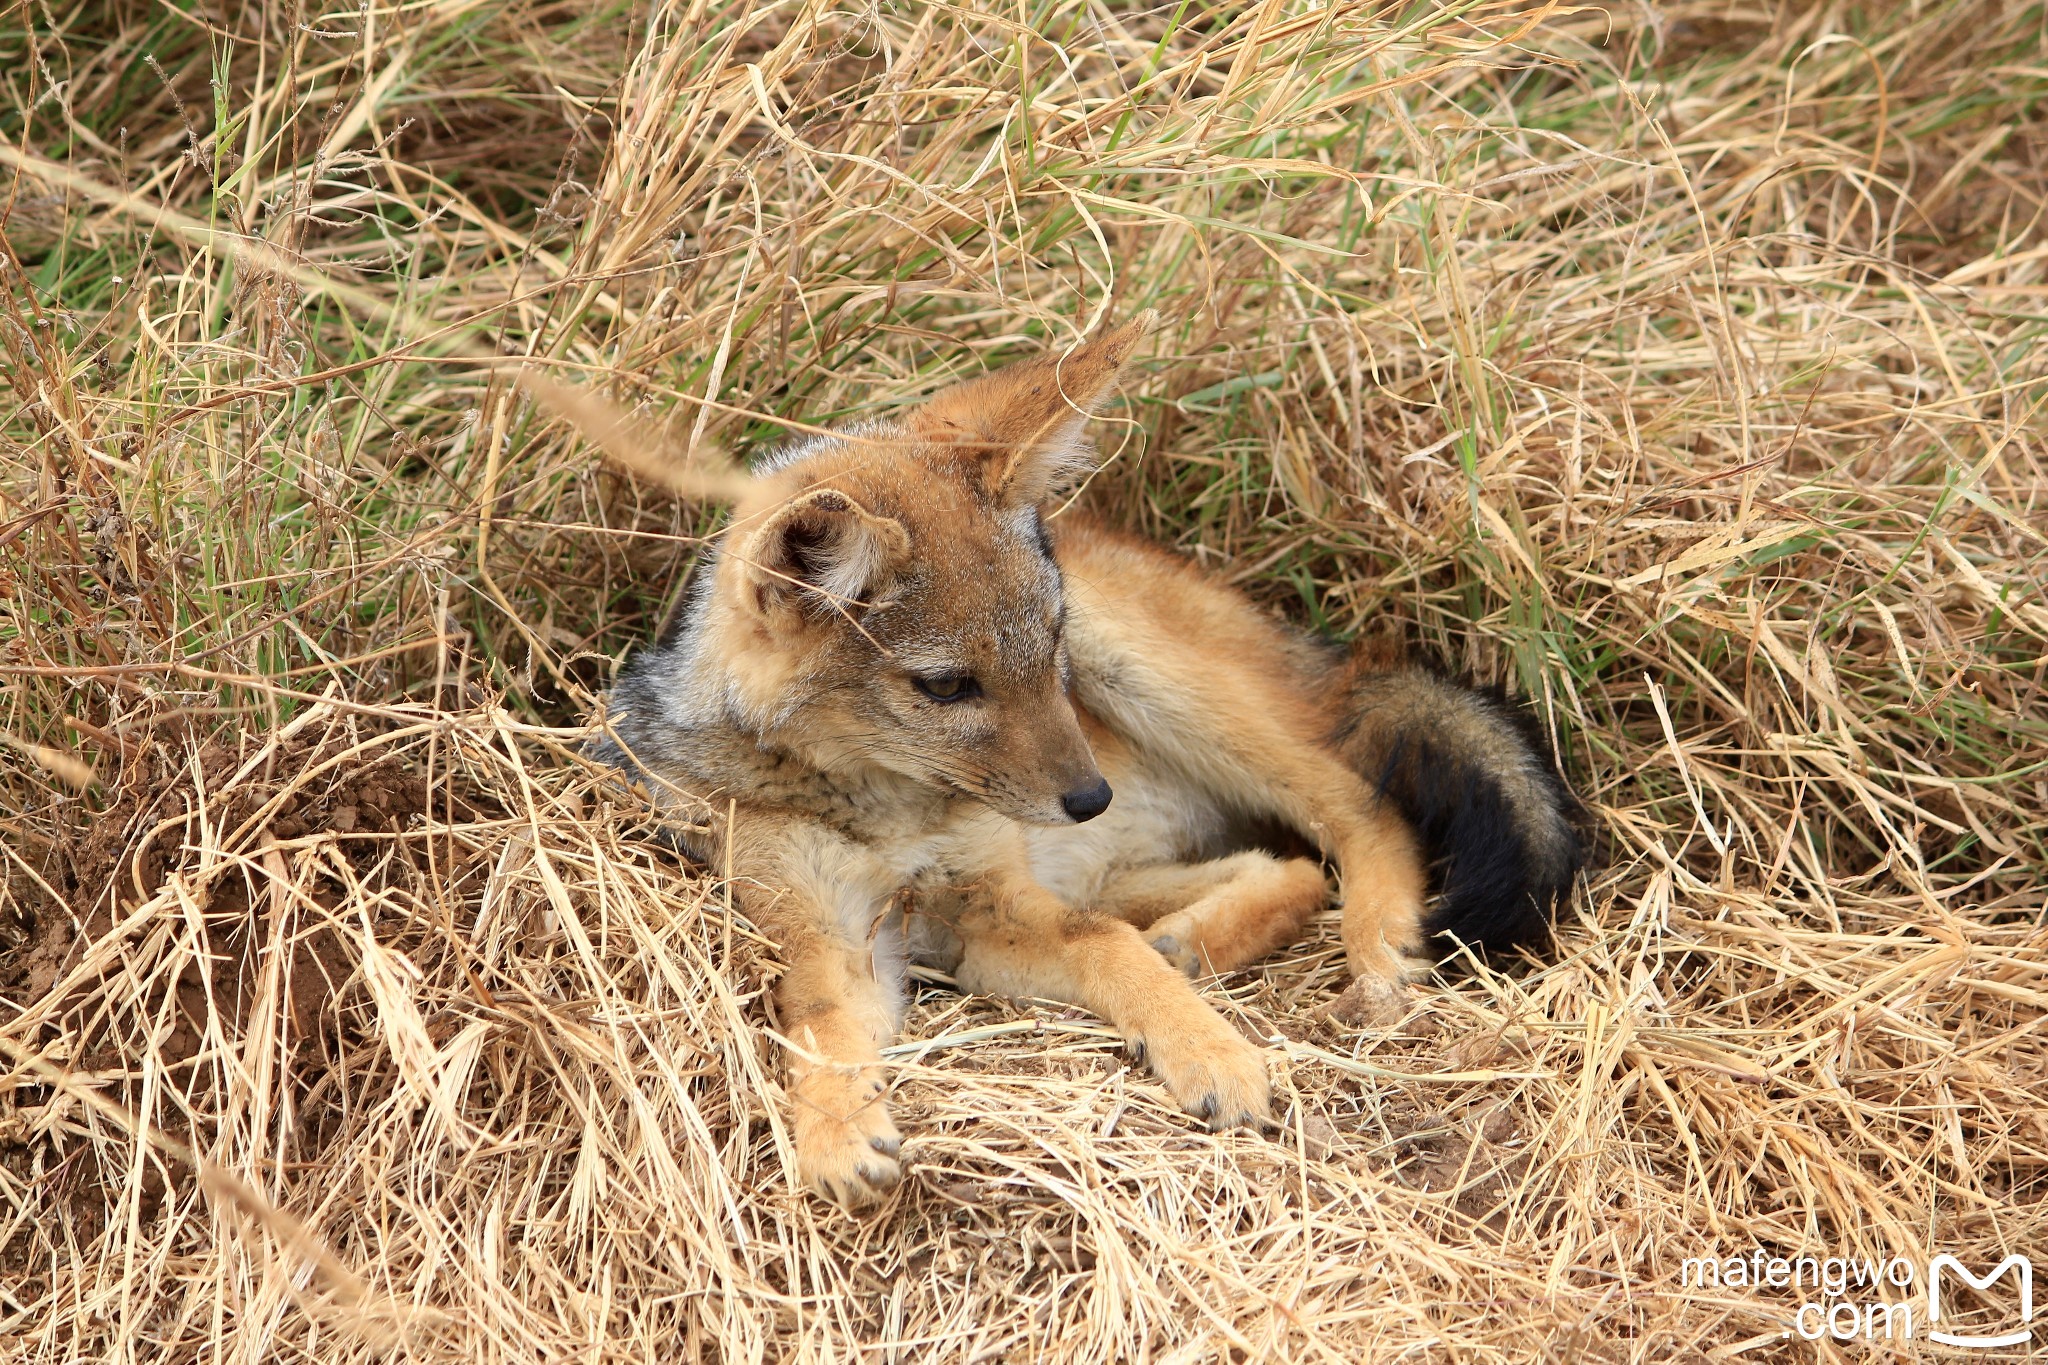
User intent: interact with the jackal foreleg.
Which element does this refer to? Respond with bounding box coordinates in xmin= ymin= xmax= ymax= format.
xmin=735 ymin=819 xmax=908 ymax=1211
xmin=951 ymin=856 xmax=1271 ymax=1130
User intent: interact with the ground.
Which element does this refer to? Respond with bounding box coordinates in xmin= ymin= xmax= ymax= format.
xmin=2 ymin=1 xmax=2046 ymax=1360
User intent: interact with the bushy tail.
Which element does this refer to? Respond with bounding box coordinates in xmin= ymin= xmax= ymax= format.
xmin=1331 ymin=663 xmax=1585 ymax=959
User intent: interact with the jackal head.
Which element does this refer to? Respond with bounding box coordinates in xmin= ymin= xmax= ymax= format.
xmin=703 ymin=312 xmax=1156 ymax=826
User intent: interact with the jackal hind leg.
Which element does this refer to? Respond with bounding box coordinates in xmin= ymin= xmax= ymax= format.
xmin=1094 ymin=852 xmax=1328 ymax=978
xmin=1323 ymin=801 xmax=1431 ymax=1026
xmin=1173 ymin=722 xmax=1429 ymax=1024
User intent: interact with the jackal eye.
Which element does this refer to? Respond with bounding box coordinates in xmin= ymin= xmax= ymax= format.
xmin=912 ymin=673 xmax=980 ymax=703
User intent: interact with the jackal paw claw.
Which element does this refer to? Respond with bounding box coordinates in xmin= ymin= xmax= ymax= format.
xmin=1147 ymin=927 xmax=1200 ymax=977
xmin=793 ymin=1078 xmax=904 ymax=1212
xmin=1144 ymin=1027 xmax=1271 ymax=1131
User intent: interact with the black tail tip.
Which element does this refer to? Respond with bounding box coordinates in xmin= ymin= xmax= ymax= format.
xmin=1337 ymin=661 xmax=1591 ymax=968
xmin=1415 ymin=766 xmax=1586 ymax=966
xmin=1369 ymin=686 xmax=1587 ymax=966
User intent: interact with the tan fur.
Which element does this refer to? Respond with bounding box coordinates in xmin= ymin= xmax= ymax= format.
xmin=1095 ymin=853 xmax=1329 ymax=977
xmin=1050 ymin=519 xmax=1432 ymax=991
xmin=597 ymin=314 xmax=1461 ymax=1209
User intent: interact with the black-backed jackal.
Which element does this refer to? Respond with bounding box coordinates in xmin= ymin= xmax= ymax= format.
xmin=593 ymin=313 xmax=1582 ymax=1208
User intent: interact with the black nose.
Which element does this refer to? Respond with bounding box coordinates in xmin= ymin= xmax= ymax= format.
xmin=1061 ymin=778 xmax=1113 ymax=823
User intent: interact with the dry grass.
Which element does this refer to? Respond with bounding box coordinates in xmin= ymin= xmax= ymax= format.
xmin=4 ymin=0 xmax=2048 ymax=1358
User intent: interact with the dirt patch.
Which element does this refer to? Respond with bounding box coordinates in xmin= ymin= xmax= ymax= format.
xmin=0 ymin=721 xmax=466 ymax=1278
xmin=1382 ymin=1101 xmax=1539 ymax=1227
xmin=4 ymin=729 xmax=435 ymax=1053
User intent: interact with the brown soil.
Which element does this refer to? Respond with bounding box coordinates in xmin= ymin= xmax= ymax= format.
xmin=0 ymin=723 xmax=461 ymax=1283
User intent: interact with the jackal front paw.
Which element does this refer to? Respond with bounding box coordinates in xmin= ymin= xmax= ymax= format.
xmin=1134 ymin=1021 xmax=1272 ymax=1131
xmin=791 ymin=1072 xmax=903 ymax=1211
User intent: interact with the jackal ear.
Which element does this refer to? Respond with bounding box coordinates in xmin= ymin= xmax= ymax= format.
xmin=910 ymin=309 xmax=1158 ymax=506
xmin=736 ymin=488 xmax=909 ymax=617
